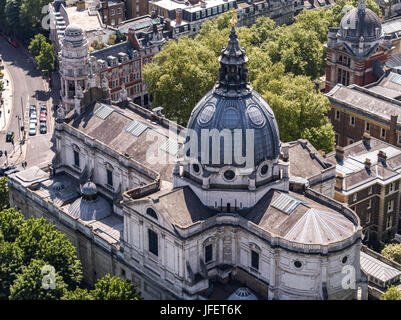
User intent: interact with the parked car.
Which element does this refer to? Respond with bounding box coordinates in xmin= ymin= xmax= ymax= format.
xmin=29 ymin=122 xmax=36 ymax=135
xmin=0 ymin=165 xmax=16 ymax=176
xmin=40 ymin=123 xmax=47 ymax=134
xmin=39 ymin=113 xmax=46 ymax=122
xmin=5 ymin=131 xmax=14 ymax=142
xmin=40 ymin=105 xmax=47 ymax=115
xmin=30 ymin=113 xmax=37 ymax=124
xmin=29 ymin=105 xmax=36 ymax=116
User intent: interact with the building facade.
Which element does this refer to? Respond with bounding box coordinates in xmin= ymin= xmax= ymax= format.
xmin=325 ymin=0 xmax=392 ymax=92
xmin=98 ymin=0 xmax=126 ymax=26
xmin=8 ymin=21 xmax=368 ymax=300
xmin=325 ymin=134 xmax=401 ymax=249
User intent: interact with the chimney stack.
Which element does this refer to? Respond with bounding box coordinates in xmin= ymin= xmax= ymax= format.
xmin=378 ymin=150 xmax=387 ymax=164
xmin=335 ymin=145 xmax=344 ymax=162
xmin=336 ymin=173 xmax=344 ymax=190
xmin=364 ymin=158 xmax=371 ymax=171
xmin=362 ymin=132 xmax=371 ymax=148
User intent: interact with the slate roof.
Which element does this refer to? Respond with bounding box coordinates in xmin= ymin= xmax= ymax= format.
xmin=325 ymin=137 xmax=401 ymax=191
xmin=143 ymin=185 xmax=357 ymax=245
xmin=326 ymin=83 xmax=401 ymax=124
xmin=65 ymin=102 xmax=184 ymax=182
xmin=360 ymin=251 xmax=401 ymax=283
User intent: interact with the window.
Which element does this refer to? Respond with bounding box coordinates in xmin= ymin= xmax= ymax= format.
xmin=366 ymin=211 xmax=371 ymax=224
xmin=111 ymin=9 xmax=115 ymax=16
xmin=347 ymin=138 xmax=354 ymax=145
xmin=367 ymin=199 xmax=372 ymax=209
xmin=335 ymin=134 xmax=339 ymax=146
xmin=148 ymin=229 xmax=158 ymax=256
xmin=117 ymin=8 xmax=122 ymax=14
xmin=342 ymin=256 xmax=348 ymax=264
xmin=368 ymin=186 xmax=373 ymax=195
xmin=389 ymin=182 xmax=395 ymax=193
xmin=366 ymin=122 xmax=370 ymax=132
xmin=294 ymin=260 xmax=302 ymax=268
xmin=74 ymin=150 xmax=80 ymax=167
xmin=388 ymin=200 xmax=394 ymax=213
xmin=381 ymin=128 xmax=386 ymax=138
xmin=350 ymin=116 xmax=355 ymax=126
xmin=146 ymin=208 xmax=158 ymax=220
xmin=335 ymin=110 xmax=340 ymax=120
xmin=338 ymin=68 xmax=350 ymax=86
xmin=352 ymin=193 xmax=357 ymax=202
xmin=386 ymin=215 xmax=393 ymax=229
xmin=106 ymin=168 xmax=113 ymax=186
xmin=205 ymin=244 xmax=213 ymax=263
xmin=251 ymin=250 xmax=259 ymax=270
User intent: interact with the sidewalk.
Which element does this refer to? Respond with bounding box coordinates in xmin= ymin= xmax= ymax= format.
xmin=0 ymin=62 xmax=13 ymax=132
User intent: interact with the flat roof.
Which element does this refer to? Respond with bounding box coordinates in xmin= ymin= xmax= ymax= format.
xmin=65 ymin=7 xmax=102 ymax=32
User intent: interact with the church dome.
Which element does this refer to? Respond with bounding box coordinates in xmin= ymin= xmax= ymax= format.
xmin=338 ymin=1 xmax=382 ymax=42
xmin=184 ymin=26 xmax=280 ymax=169
xmin=65 ymin=24 xmax=83 ymax=37
xmin=68 ymin=181 xmax=111 ymax=221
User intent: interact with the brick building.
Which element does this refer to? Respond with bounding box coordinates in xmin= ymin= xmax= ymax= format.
xmin=125 ymin=0 xmax=149 ymax=20
xmin=325 ymin=0 xmax=392 ymax=92
xmin=326 ymin=69 xmax=401 ymax=148
xmin=99 ymin=0 xmax=126 ymax=26
xmin=325 ymin=134 xmax=401 ymax=249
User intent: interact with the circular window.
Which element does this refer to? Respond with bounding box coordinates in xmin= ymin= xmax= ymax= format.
xmin=224 ymin=170 xmax=236 ymax=181
xmin=294 ymin=261 xmax=302 ymax=269
xmin=247 ymin=105 xmax=265 ymax=127
xmin=260 ymin=165 xmax=269 ymax=176
xmin=192 ymin=164 xmax=200 ymax=174
xmin=198 ymin=104 xmax=215 ymax=125
xmin=342 ymin=256 xmax=348 ymax=264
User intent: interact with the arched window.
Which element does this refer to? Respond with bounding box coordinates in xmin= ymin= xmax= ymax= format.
xmin=72 ymin=144 xmax=80 ymax=167
xmin=105 ymin=162 xmax=114 ymax=187
xmin=146 ymin=208 xmax=158 ymax=220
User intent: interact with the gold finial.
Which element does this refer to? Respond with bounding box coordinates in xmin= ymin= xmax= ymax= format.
xmin=229 ymin=8 xmax=237 ymax=27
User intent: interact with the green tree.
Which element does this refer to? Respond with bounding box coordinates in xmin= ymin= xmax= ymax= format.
xmin=5 ymin=0 xmax=21 ymax=35
xmin=0 ymin=208 xmax=24 ymax=242
xmin=91 ymin=274 xmax=141 ymax=300
xmin=9 ymin=259 xmax=67 ymax=300
xmin=261 ymin=75 xmax=335 ymax=153
xmin=29 ymin=33 xmax=46 ymax=58
xmin=0 ymin=177 xmax=9 ymax=210
xmin=380 ymin=285 xmax=401 ymax=300
xmin=143 ymin=37 xmax=218 ymax=125
xmin=381 ymin=244 xmax=401 ymax=264
xmin=0 ymin=241 xmax=24 ymax=298
xmin=36 ymin=41 xmax=55 ymax=74
xmin=61 ymin=287 xmax=94 ymax=300
xmin=15 ymin=217 xmax=83 ymax=289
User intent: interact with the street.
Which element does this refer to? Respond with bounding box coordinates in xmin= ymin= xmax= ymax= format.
xmin=0 ymin=36 xmax=56 ymax=170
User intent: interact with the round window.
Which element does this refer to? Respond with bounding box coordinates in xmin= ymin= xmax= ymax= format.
xmin=198 ymin=104 xmax=215 ymax=125
xmin=192 ymin=164 xmax=200 ymax=174
xmin=224 ymin=170 xmax=235 ymax=181
xmin=260 ymin=165 xmax=269 ymax=176
xmin=342 ymin=256 xmax=348 ymax=264
xmin=247 ymin=105 xmax=265 ymax=127
xmin=294 ymin=261 xmax=302 ymax=269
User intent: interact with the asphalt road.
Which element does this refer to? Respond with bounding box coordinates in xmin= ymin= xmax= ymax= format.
xmin=0 ymin=36 xmax=55 ymax=169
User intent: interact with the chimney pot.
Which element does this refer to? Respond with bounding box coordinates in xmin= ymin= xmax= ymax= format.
xmin=378 ymin=150 xmax=387 ymax=164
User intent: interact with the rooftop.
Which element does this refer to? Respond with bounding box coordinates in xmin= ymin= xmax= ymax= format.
xmin=326 ymin=82 xmax=401 ymax=127
xmin=361 ymin=251 xmax=401 ymax=283
xmin=65 ymin=102 xmax=184 ymax=182
xmin=65 ymin=6 xmax=102 ymax=32
xmin=325 ymin=137 xmax=401 ymax=191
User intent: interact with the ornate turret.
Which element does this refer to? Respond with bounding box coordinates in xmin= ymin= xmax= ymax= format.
xmin=215 ymin=10 xmax=250 ymax=97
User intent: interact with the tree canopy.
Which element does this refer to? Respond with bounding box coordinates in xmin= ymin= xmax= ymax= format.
xmin=381 ymin=285 xmax=401 ymax=300
xmin=143 ymin=8 xmax=342 ymax=153
xmin=0 ymin=177 xmax=9 ymax=210
xmin=381 ymin=244 xmax=401 ymax=265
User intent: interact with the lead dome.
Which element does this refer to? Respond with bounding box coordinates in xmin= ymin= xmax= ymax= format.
xmin=338 ymin=0 xmax=382 ymax=42
xmin=184 ymin=25 xmax=280 ymax=168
